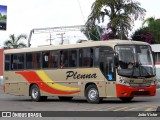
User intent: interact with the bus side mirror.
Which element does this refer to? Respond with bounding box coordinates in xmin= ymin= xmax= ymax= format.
xmin=114 ymin=53 xmax=119 ymax=67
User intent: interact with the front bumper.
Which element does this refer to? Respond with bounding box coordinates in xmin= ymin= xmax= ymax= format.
xmin=116 ymin=84 xmax=156 ymax=97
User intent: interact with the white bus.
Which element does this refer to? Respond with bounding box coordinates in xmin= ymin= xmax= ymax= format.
xmin=151 ymin=44 xmax=160 ymax=87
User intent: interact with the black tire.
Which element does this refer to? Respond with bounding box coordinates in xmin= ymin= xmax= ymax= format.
xmin=85 ymin=84 xmax=101 ymax=104
xmin=119 ymin=97 xmax=133 ymax=102
xmin=30 ymin=84 xmax=41 ymax=102
xmin=58 ymin=96 xmax=73 ymax=101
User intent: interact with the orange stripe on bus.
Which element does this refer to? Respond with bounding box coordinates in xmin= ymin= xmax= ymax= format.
xmin=16 ymin=71 xmax=80 ymax=95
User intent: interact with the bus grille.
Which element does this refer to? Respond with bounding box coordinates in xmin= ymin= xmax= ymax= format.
xmin=131 ymin=91 xmax=150 ymax=96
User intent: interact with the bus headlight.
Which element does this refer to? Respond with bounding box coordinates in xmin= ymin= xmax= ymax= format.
xmin=118 ymin=79 xmax=130 ymax=86
xmin=151 ymin=81 xmax=156 ymax=85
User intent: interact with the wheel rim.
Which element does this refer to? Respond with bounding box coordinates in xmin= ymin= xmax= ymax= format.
xmin=88 ymin=88 xmax=98 ymax=101
xmin=32 ymin=88 xmax=39 ymax=99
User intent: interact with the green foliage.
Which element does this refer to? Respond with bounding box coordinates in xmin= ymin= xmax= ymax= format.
xmin=148 ymin=19 xmax=160 ymax=44
xmin=0 ymin=13 xmax=6 ymax=20
xmin=82 ymin=25 xmax=103 ymax=41
xmin=85 ymin=0 xmax=146 ymax=39
xmin=4 ymin=34 xmax=27 ymax=49
xmin=141 ymin=17 xmax=160 ymax=44
xmin=131 ymin=27 xmax=154 ymax=44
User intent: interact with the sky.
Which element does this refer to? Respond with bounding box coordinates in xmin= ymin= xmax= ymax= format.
xmin=0 ymin=0 xmax=160 ymax=47
xmin=0 ymin=5 xmax=7 ymax=15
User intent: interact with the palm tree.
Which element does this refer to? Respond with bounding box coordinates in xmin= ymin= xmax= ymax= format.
xmin=142 ymin=17 xmax=155 ymax=28
xmin=85 ymin=0 xmax=146 ymax=39
xmin=82 ymin=25 xmax=103 ymax=41
xmin=4 ymin=34 xmax=27 ymax=48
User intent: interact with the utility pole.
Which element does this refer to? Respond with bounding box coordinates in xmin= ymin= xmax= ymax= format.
xmin=46 ymin=34 xmax=54 ymax=45
xmin=57 ymin=33 xmax=65 ymax=45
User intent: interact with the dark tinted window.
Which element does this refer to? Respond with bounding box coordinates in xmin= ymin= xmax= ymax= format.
xmin=79 ymin=48 xmax=93 ymax=67
xmin=26 ymin=52 xmax=41 ymax=69
xmin=60 ymin=50 xmax=77 ymax=68
xmin=49 ymin=51 xmax=58 ymax=68
xmin=60 ymin=50 xmax=69 ymax=68
xmin=94 ymin=48 xmax=99 ymax=67
xmin=68 ymin=50 xmax=77 ymax=67
xmin=42 ymin=51 xmax=59 ymax=68
xmin=42 ymin=51 xmax=50 ymax=68
xmin=5 ymin=54 xmax=10 ymax=71
xmin=12 ymin=54 xmax=24 ymax=70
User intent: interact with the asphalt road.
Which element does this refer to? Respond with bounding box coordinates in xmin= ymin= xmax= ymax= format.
xmin=0 ymin=86 xmax=159 ymax=111
xmin=0 ymin=86 xmax=159 ymax=120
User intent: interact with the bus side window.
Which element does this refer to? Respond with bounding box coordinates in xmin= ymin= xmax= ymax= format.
xmin=49 ymin=51 xmax=58 ymax=68
xmin=26 ymin=53 xmax=33 ymax=69
xmin=79 ymin=48 xmax=93 ymax=67
xmin=5 ymin=54 xmax=10 ymax=71
xmin=60 ymin=51 xmax=64 ymax=68
xmin=11 ymin=55 xmax=14 ymax=70
xmin=68 ymin=50 xmax=77 ymax=67
xmin=60 ymin=50 xmax=69 ymax=68
xmin=42 ymin=51 xmax=49 ymax=68
xmin=90 ymin=48 xmax=93 ymax=67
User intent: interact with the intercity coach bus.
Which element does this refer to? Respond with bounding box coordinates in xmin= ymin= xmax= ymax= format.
xmin=3 ymin=40 xmax=156 ymax=103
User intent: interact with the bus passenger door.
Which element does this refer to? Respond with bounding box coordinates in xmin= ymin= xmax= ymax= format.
xmin=99 ymin=52 xmax=116 ymax=97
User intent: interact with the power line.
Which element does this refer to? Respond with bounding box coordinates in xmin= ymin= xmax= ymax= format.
xmin=77 ymin=0 xmax=91 ymax=40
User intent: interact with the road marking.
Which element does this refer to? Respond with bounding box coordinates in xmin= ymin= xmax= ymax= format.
xmin=113 ymin=106 xmax=129 ymax=111
xmin=102 ymin=106 xmax=122 ymax=111
xmin=145 ymin=107 xmax=154 ymax=111
xmin=124 ymin=107 xmax=138 ymax=111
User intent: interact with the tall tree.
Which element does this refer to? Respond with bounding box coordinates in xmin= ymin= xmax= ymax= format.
xmin=142 ymin=17 xmax=160 ymax=43
xmin=85 ymin=0 xmax=146 ymax=39
xmin=82 ymin=25 xmax=103 ymax=41
xmin=142 ymin=17 xmax=155 ymax=27
xmin=4 ymin=34 xmax=27 ymax=48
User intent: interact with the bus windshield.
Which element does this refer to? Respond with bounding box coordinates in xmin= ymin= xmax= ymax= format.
xmin=115 ymin=45 xmax=155 ymax=78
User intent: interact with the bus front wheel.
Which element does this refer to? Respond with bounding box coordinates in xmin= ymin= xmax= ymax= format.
xmin=119 ymin=97 xmax=133 ymax=102
xmin=85 ymin=84 xmax=102 ymax=104
xmin=30 ymin=84 xmax=41 ymax=102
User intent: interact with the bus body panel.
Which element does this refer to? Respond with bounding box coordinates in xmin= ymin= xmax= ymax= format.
xmin=3 ymin=68 xmax=113 ymax=97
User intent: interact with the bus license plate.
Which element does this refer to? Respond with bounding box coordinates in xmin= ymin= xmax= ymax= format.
xmin=139 ymin=89 xmax=144 ymax=91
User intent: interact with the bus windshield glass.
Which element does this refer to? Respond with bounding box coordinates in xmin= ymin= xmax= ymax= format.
xmin=115 ymin=45 xmax=155 ymax=78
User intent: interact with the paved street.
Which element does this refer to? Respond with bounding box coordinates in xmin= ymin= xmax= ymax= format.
xmin=0 ymin=86 xmax=160 ymax=120
xmin=0 ymin=86 xmax=159 ymax=112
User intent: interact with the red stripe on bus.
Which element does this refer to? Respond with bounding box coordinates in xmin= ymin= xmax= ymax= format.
xmin=16 ymin=71 xmax=80 ymax=95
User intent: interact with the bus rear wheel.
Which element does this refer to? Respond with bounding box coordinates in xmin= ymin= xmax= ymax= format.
xmin=30 ymin=84 xmax=41 ymax=102
xmin=119 ymin=97 xmax=133 ymax=102
xmin=85 ymin=84 xmax=101 ymax=104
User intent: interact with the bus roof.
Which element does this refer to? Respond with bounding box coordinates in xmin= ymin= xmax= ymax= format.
xmin=4 ymin=40 xmax=149 ymax=54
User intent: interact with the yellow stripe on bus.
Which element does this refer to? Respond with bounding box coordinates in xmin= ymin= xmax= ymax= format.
xmin=36 ymin=70 xmax=80 ymax=91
